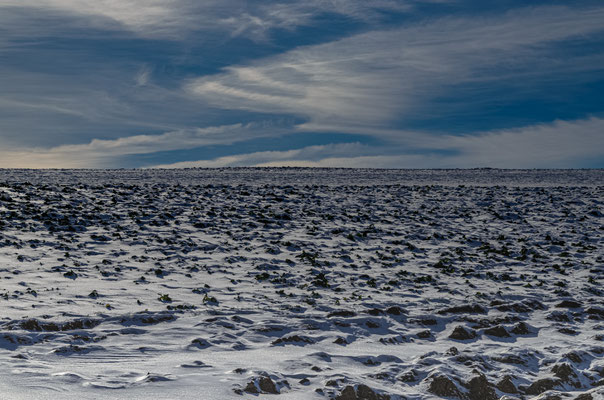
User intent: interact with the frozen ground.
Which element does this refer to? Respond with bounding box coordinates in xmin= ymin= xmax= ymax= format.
xmin=0 ymin=168 xmax=602 ymax=400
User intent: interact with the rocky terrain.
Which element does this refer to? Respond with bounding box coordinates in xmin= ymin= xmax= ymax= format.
xmin=0 ymin=168 xmax=602 ymax=399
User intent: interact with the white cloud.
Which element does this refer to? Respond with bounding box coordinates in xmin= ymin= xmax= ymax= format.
xmin=0 ymin=0 xmax=190 ymax=37
xmin=135 ymin=66 xmax=151 ymax=87
xmin=1 ymin=2 xmax=602 ymax=168
xmin=0 ymin=0 xmax=418 ymax=39
xmin=149 ymin=142 xmax=370 ymax=168
xmin=441 ymin=117 xmax=604 ymax=168
xmin=1 ymin=116 xmax=601 ymax=168
xmin=150 ymin=117 xmax=604 ymax=169
xmin=0 ymin=122 xmax=288 ymax=168
xmin=187 ymin=5 xmax=604 ymax=133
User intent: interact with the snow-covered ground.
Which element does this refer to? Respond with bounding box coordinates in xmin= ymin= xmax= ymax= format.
xmin=0 ymin=168 xmax=602 ymax=399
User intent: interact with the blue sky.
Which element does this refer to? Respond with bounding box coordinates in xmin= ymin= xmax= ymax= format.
xmin=1 ymin=0 xmax=603 ymax=168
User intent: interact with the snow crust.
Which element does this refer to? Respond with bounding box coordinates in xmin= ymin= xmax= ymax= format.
xmin=0 ymin=168 xmax=602 ymax=399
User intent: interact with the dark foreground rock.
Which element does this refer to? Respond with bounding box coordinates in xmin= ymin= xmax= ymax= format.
xmin=335 ymin=384 xmax=390 ymax=400
xmin=449 ymin=326 xmax=477 ymax=340
xmin=429 ymin=375 xmax=464 ymax=398
xmin=466 ymin=374 xmax=497 ymax=400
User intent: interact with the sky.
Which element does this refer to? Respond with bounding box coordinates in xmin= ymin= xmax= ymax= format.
xmin=1 ymin=0 xmax=603 ymax=168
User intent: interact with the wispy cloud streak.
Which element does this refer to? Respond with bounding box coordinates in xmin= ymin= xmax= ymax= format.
xmin=150 ymin=117 xmax=604 ymax=169
xmin=187 ymin=6 xmax=604 ymax=134
xmin=0 ymin=122 xmax=289 ymax=168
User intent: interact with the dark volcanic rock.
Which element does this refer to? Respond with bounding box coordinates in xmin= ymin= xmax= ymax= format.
xmin=523 ymin=378 xmax=561 ymax=395
xmin=439 ymin=304 xmax=486 ymax=314
xmin=357 ymin=384 xmax=388 ymax=400
xmin=484 ymin=325 xmax=510 ymax=338
xmin=556 ymin=300 xmax=582 ymax=308
xmin=329 ymin=310 xmax=357 ymax=318
xmin=446 ymin=347 xmax=459 ymax=356
xmin=496 ymin=375 xmax=518 ymax=394
xmin=493 ymin=354 xmax=526 ymax=365
xmin=244 ymin=381 xmax=259 ymax=394
xmin=547 ymin=311 xmax=572 ymax=322
xmin=337 ymin=386 xmax=357 ymax=400
xmin=398 ymin=370 xmax=417 ymax=383
xmin=466 ymin=374 xmax=497 ymax=400
xmin=335 ymin=384 xmax=390 ymax=400
xmin=244 ymin=376 xmax=279 ymax=394
xmin=385 ymin=306 xmax=404 ymax=315
xmin=586 ymin=308 xmax=604 ymax=319
xmin=416 ymin=330 xmax=432 ymax=339
xmin=18 ymin=318 xmax=100 ymax=332
xmin=552 ymin=363 xmax=577 ymax=381
xmin=333 ymin=337 xmax=348 ymax=345
xmin=564 ymin=352 xmax=583 ymax=363
xmin=258 ymin=376 xmax=279 ymax=394
xmin=496 ymin=300 xmax=546 ymax=313
xmin=428 ymin=375 xmax=464 ymax=398
xmin=558 ymin=327 xmax=578 ymax=335
xmin=449 ymin=326 xmax=477 ymax=340
xmin=511 ymin=322 xmax=531 ymax=335
xmin=271 ymin=335 xmax=314 ymax=345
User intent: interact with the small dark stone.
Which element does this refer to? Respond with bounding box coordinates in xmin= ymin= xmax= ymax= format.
xmin=523 ymin=378 xmax=561 ymax=395
xmin=335 ymin=384 xmax=391 ymax=400
xmin=496 ymin=375 xmax=518 ymax=394
xmin=446 ymin=346 xmax=459 ymax=356
xmin=574 ymin=393 xmax=593 ymax=400
xmin=243 ymin=376 xmax=278 ymax=394
xmin=564 ymin=352 xmax=583 ymax=363
xmin=258 ymin=376 xmax=279 ymax=394
xmin=336 ymin=386 xmax=357 ymax=400
xmin=552 ymin=363 xmax=577 ymax=382
xmin=511 ymin=322 xmax=531 ymax=335
xmin=556 ymin=300 xmax=582 ymax=308
xmin=271 ymin=335 xmax=314 ymax=345
xmin=439 ymin=304 xmax=487 ymax=314
xmin=398 ymin=370 xmax=417 ymax=383
xmin=365 ymin=321 xmax=380 ymax=329
xmin=19 ymin=319 xmax=41 ymax=331
xmin=416 ymin=330 xmax=431 ymax=339
xmin=334 ymin=337 xmax=348 ymax=345
xmin=360 ymin=384 xmax=388 ymax=400
xmin=586 ymin=308 xmax=604 ymax=319
xmin=484 ymin=325 xmax=510 ymax=338
xmin=356 ymin=384 xmax=378 ymax=400
xmin=329 ymin=310 xmax=357 ymax=318
xmin=493 ymin=354 xmax=526 ymax=365
xmin=386 ymin=306 xmax=404 ymax=315
xmin=244 ymin=381 xmax=258 ymax=394
xmin=428 ymin=375 xmax=464 ymax=398
xmin=466 ymin=374 xmax=497 ymax=400
xmin=547 ymin=311 xmax=572 ymax=322
xmin=449 ymin=326 xmax=477 ymax=340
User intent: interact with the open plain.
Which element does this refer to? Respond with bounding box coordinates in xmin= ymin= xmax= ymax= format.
xmin=0 ymin=168 xmax=602 ymax=399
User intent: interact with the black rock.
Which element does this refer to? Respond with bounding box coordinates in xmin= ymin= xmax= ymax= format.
xmin=449 ymin=326 xmax=477 ymax=340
